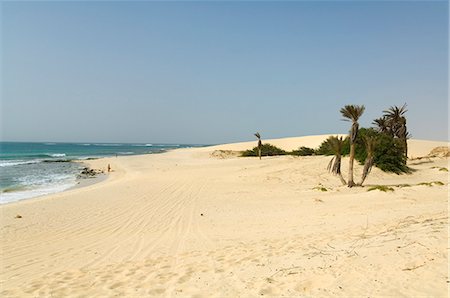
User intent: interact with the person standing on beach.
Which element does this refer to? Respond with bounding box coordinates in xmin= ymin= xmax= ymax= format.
xmin=107 ymin=164 xmax=111 ymax=172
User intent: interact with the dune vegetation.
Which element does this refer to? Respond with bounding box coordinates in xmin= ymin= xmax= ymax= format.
xmin=243 ymin=104 xmax=412 ymax=188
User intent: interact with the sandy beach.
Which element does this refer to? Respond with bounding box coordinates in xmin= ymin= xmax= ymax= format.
xmin=1 ymin=135 xmax=448 ymax=297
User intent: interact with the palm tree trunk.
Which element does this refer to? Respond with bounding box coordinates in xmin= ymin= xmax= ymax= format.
xmin=330 ymin=157 xmax=346 ymax=185
xmin=359 ymin=157 xmax=373 ymax=186
xmin=403 ymin=138 xmax=408 ymax=159
xmin=339 ymin=173 xmax=346 ymax=185
xmin=258 ymin=140 xmax=262 ymax=160
xmin=335 ymin=156 xmax=347 ymax=185
xmin=348 ymin=143 xmax=355 ymax=187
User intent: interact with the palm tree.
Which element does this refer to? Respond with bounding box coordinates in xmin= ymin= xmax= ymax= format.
xmin=327 ymin=136 xmax=347 ymax=185
xmin=340 ymin=105 xmax=365 ymax=187
xmin=373 ymin=116 xmax=391 ymax=135
xmin=359 ymin=135 xmax=376 ymax=186
xmin=383 ymin=104 xmax=409 ymax=158
xmin=254 ymin=132 xmax=262 ymax=160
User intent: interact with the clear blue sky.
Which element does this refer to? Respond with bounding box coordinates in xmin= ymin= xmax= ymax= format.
xmin=1 ymin=1 xmax=448 ymax=144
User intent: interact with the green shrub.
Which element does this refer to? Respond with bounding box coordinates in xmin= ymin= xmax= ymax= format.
xmin=367 ymin=185 xmax=395 ymax=192
xmin=291 ymin=146 xmax=315 ymax=156
xmin=418 ymin=181 xmax=444 ymax=186
xmin=315 ymin=136 xmax=350 ymax=156
xmin=431 ymin=167 xmax=448 ymax=172
xmin=241 ymin=143 xmax=287 ymax=157
xmin=315 ymin=129 xmax=409 ymax=174
xmin=313 ymin=186 xmax=328 ymax=192
xmin=354 ymin=128 xmax=410 ymax=174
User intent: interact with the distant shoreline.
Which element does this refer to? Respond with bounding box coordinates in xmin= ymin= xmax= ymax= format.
xmin=0 ymin=142 xmax=203 ymax=205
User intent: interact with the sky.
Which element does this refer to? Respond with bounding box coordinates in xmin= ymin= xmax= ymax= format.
xmin=1 ymin=1 xmax=448 ymax=144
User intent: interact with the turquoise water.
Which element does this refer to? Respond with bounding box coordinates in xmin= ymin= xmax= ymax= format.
xmin=0 ymin=142 xmax=203 ymax=204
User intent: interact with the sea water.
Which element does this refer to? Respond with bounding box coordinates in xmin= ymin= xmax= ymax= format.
xmin=0 ymin=142 xmax=202 ymax=204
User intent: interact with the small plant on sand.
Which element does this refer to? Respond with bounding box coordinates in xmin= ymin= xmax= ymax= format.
xmin=367 ymin=185 xmax=394 ymax=192
xmin=313 ymin=184 xmax=328 ymax=192
xmin=418 ymin=181 xmax=444 ymax=187
xmin=431 ymin=167 xmax=448 ymax=172
xmin=395 ymin=184 xmax=411 ymax=188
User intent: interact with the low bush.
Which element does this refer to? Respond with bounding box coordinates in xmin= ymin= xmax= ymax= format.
xmin=315 ymin=129 xmax=409 ymax=174
xmin=313 ymin=186 xmax=328 ymax=192
xmin=354 ymin=128 xmax=410 ymax=174
xmin=291 ymin=146 xmax=315 ymax=156
xmin=241 ymin=143 xmax=287 ymax=157
xmin=418 ymin=181 xmax=444 ymax=186
xmin=315 ymin=136 xmax=350 ymax=156
xmin=367 ymin=185 xmax=394 ymax=192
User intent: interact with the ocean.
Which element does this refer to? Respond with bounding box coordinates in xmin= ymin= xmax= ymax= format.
xmin=0 ymin=142 xmax=203 ymax=204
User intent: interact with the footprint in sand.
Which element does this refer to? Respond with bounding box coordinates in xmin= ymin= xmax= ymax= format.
xmin=178 ymin=274 xmax=191 ymax=283
xmin=259 ymin=285 xmax=280 ymax=296
xmin=148 ymin=288 xmax=165 ymax=295
xmin=109 ymin=282 xmax=124 ymax=289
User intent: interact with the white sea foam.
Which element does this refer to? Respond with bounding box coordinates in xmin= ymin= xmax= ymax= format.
xmin=1 ymin=172 xmax=77 ymax=204
xmin=48 ymin=153 xmax=66 ymax=157
xmin=0 ymin=181 xmax=76 ymax=204
xmin=0 ymin=160 xmax=42 ymax=167
xmin=154 ymin=144 xmax=180 ymax=147
xmin=18 ymin=173 xmax=74 ymax=186
xmin=131 ymin=143 xmax=153 ymax=147
xmin=93 ymin=143 xmax=123 ymax=146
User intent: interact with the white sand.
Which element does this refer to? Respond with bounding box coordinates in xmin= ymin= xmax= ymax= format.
xmin=1 ymin=135 xmax=448 ymax=297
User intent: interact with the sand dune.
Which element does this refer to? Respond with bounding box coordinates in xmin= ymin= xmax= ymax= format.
xmin=202 ymin=134 xmax=348 ymax=152
xmin=203 ymin=134 xmax=449 ymax=159
xmin=0 ymin=136 xmax=448 ymax=297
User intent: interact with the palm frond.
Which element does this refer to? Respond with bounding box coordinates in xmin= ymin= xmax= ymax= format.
xmin=340 ymin=105 xmax=365 ymax=122
xmin=327 ymin=156 xmax=335 ymax=172
xmin=327 ymin=136 xmax=347 ymax=185
xmin=327 ymin=136 xmax=343 ymax=174
xmin=383 ymin=103 xmax=407 ymax=119
xmin=373 ymin=117 xmax=390 ymax=134
xmin=381 ymin=103 xmax=409 ymax=158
